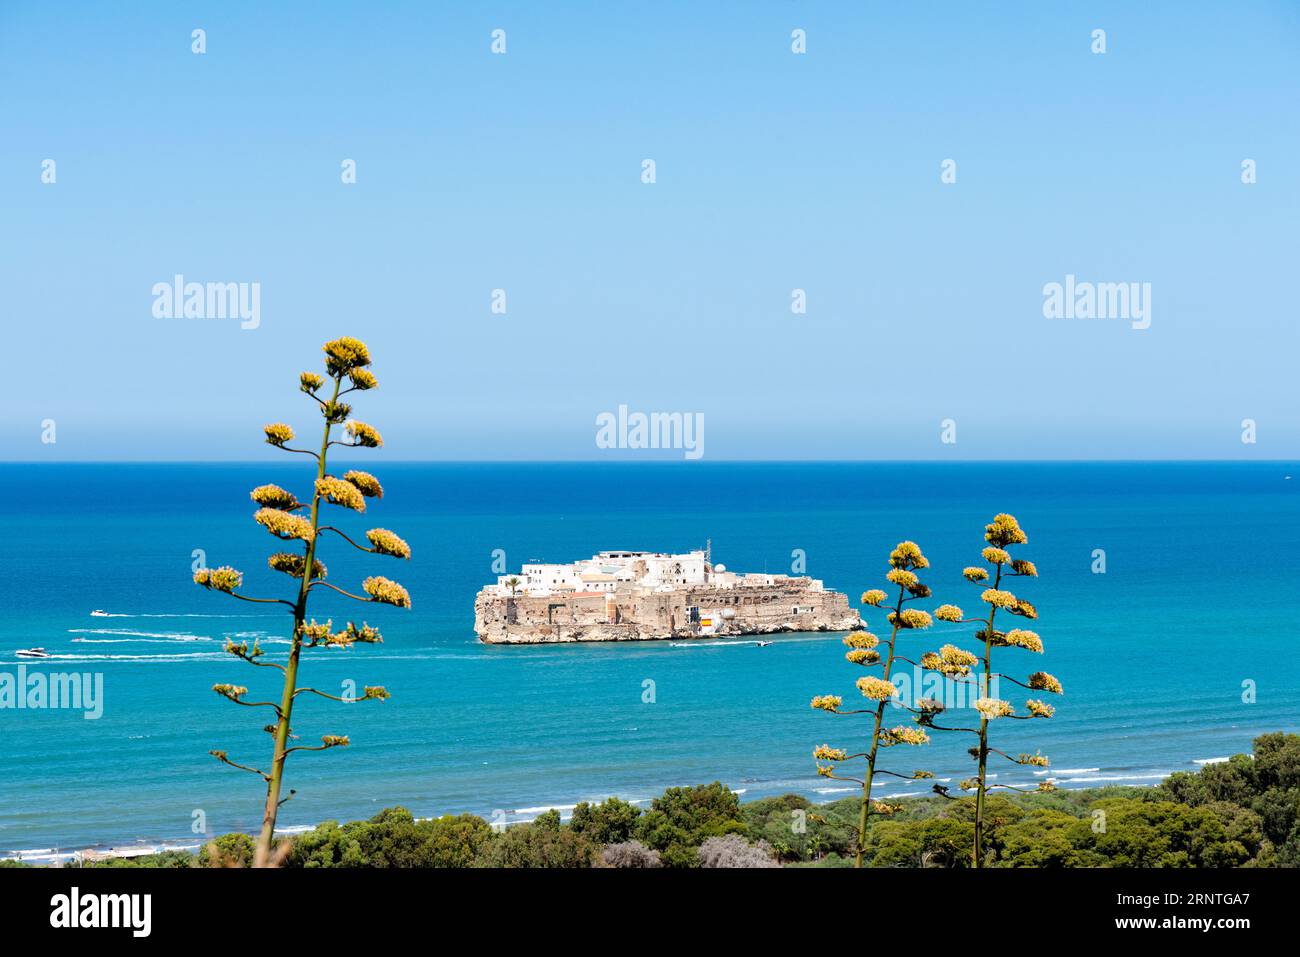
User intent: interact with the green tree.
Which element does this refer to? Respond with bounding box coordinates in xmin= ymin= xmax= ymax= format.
xmin=476 ymin=821 xmax=597 ymax=868
xmin=1071 ymin=798 xmax=1260 ymax=867
xmin=570 ymin=796 xmax=642 ymax=845
xmin=1158 ymin=732 xmax=1300 ymax=859
xmin=996 ymin=809 xmax=1098 ymax=867
xmin=197 ymin=832 xmax=258 ymax=868
xmin=284 ymin=808 xmax=493 ymax=868
xmin=634 ymin=782 xmax=747 ymax=867
xmin=741 ymin=793 xmax=856 ymax=863
xmin=809 ymin=541 xmax=939 ymax=867
xmin=195 ymin=337 xmax=412 ymax=866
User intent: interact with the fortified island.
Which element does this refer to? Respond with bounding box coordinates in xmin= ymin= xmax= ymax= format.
xmin=474 ymin=549 xmax=862 ymax=644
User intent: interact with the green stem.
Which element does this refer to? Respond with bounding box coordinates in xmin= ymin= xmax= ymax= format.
xmin=855 ymin=584 xmax=906 ymax=869
xmin=973 ymin=562 xmax=1003 ymax=868
xmin=254 ymin=374 xmax=341 ymax=866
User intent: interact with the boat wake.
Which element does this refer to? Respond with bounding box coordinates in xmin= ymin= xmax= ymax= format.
xmin=89 ymin=611 xmax=274 ymax=619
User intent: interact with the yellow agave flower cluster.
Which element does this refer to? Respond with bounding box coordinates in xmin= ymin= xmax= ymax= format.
xmin=920 ymin=644 xmax=978 ymax=678
xmin=268 ymin=552 xmax=326 ymax=580
xmin=301 ymin=619 xmax=385 ymax=647
xmin=317 ymin=475 xmax=366 ymax=512
xmin=810 ymin=694 xmax=842 ymax=712
xmin=363 ymin=575 xmax=411 ymax=608
xmin=1028 ymin=671 xmax=1063 ymax=694
xmin=861 ymin=588 xmax=887 ymax=607
xmin=880 ymin=726 xmax=929 ymax=747
xmin=888 ymin=608 xmax=933 ymax=630
xmin=366 ymin=527 xmax=411 ymax=560
xmin=343 ymin=470 xmax=383 ymax=498
xmin=1000 ymin=628 xmax=1043 ymax=653
xmin=981 ymin=588 xmax=1018 ymax=609
xmin=263 ymin=423 xmax=295 ymax=447
xmin=813 ymin=744 xmax=848 ymax=762
xmin=321 ymin=621 xmax=384 ymax=648
xmin=933 ymin=604 xmax=963 ymax=622
xmin=856 ymin=676 xmax=897 ymax=701
xmin=194 ymin=566 xmax=243 ymax=593
xmin=254 ymin=507 xmax=315 ymax=542
xmin=250 ymin=484 xmax=299 ymax=510
xmin=974 ymin=697 xmax=1015 ymax=720
xmin=346 ymin=420 xmax=383 ymax=448
xmin=223 ymin=639 xmax=265 ymax=661
xmin=1026 ymin=699 xmax=1055 ymax=718
xmin=889 ymin=541 xmax=929 ymax=571
xmin=349 ymin=368 xmax=377 ymax=391
xmin=985 ymin=513 xmax=1027 ymax=548
xmin=323 ymin=336 xmax=371 ymax=375
xmin=323 ymin=399 xmax=353 ymax=424
xmin=842 ymin=630 xmax=880 ymax=666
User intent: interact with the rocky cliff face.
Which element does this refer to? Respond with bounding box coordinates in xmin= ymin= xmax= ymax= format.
xmin=475 ymin=581 xmax=862 ymax=644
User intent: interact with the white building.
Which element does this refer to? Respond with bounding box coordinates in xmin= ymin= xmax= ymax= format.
xmin=491 ymin=550 xmax=824 ymax=599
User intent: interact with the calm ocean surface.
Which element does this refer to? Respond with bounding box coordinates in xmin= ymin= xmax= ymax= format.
xmin=1 ymin=462 xmax=1297 ymax=856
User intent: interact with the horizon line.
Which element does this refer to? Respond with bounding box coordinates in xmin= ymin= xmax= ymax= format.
xmin=1 ymin=458 xmax=1295 ymax=466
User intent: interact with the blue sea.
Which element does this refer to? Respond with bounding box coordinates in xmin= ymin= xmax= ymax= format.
xmin=1 ymin=462 xmax=1297 ymax=858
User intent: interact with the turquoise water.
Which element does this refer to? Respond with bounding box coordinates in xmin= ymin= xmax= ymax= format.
xmin=1 ymin=462 xmax=1296 ymax=855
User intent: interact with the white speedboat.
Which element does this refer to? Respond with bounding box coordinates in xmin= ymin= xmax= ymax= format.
xmin=90 ymin=610 xmax=109 ymax=617
xmin=16 ymin=648 xmax=50 ymax=659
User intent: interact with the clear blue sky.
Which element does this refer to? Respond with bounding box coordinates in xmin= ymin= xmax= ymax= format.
xmin=3 ymin=1 xmax=1297 ymax=460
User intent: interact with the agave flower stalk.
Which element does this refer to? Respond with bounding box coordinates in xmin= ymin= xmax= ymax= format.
xmin=914 ymin=513 xmax=1062 ymax=867
xmin=810 ymin=541 xmax=937 ymax=868
xmin=195 ymin=337 xmax=411 ymax=867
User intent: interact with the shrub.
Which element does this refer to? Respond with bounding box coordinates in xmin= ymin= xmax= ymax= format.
xmin=698 ymin=834 xmax=778 ymax=868
xmin=601 ymin=840 xmax=661 ymax=868
xmin=476 ymin=822 xmax=597 ymax=868
xmin=571 ymin=797 xmax=642 ymax=845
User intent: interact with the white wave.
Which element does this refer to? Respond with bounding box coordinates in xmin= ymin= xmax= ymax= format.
xmin=12 ymin=653 xmax=226 ymax=662
xmin=513 ymin=804 xmax=578 ymax=814
xmin=1055 ymin=773 xmax=1171 ymax=784
xmin=71 ymin=637 xmax=210 ymax=645
xmin=89 ymin=612 xmax=272 ymax=619
xmin=1193 ymin=757 xmax=1230 ymax=765
xmin=814 ymin=787 xmax=857 ymax=794
xmin=69 ymin=629 xmax=210 ymax=641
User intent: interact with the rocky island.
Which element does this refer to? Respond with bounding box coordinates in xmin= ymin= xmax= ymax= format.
xmin=474 ymin=549 xmax=862 ymax=644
